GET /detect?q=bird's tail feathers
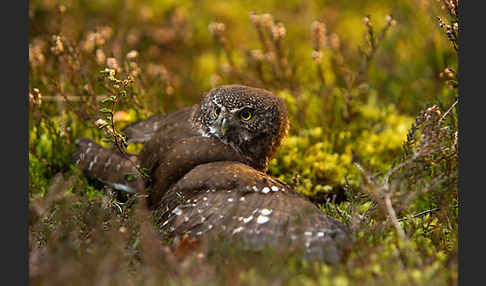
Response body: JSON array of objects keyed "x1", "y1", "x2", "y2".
[{"x1": 73, "y1": 138, "x2": 145, "y2": 194}]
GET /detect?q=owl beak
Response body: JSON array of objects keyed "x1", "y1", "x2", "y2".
[{"x1": 221, "y1": 117, "x2": 229, "y2": 136}]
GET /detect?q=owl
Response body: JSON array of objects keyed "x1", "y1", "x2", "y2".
[
  {"x1": 73, "y1": 85, "x2": 352, "y2": 263},
  {"x1": 75, "y1": 85, "x2": 289, "y2": 204}
]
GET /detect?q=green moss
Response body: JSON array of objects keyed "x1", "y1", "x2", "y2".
[{"x1": 269, "y1": 101, "x2": 413, "y2": 198}]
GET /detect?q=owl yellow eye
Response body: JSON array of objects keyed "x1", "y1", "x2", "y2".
[
  {"x1": 240, "y1": 109, "x2": 253, "y2": 121},
  {"x1": 213, "y1": 107, "x2": 221, "y2": 117}
]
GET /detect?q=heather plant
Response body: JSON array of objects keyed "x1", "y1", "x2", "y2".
[{"x1": 29, "y1": 0, "x2": 458, "y2": 285}]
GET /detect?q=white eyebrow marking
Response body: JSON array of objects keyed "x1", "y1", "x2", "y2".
[
  {"x1": 211, "y1": 100, "x2": 223, "y2": 107},
  {"x1": 229, "y1": 106, "x2": 246, "y2": 113}
]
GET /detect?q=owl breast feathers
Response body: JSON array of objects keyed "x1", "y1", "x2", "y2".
[{"x1": 73, "y1": 85, "x2": 352, "y2": 263}]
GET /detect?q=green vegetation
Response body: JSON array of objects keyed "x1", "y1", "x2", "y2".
[{"x1": 29, "y1": 0, "x2": 458, "y2": 285}]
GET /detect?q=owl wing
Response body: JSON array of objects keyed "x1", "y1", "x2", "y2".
[
  {"x1": 147, "y1": 136, "x2": 253, "y2": 206},
  {"x1": 73, "y1": 138, "x2": 145, "y2": 193},
  {"x1": 136, "y1": 105, "x2": 203, "y2": 175},
  {"x1": 73, "y1": 105, "x2": 199, "y2": 193},
  {"x1": 157, "y1": 161, "x2": 352, "y2": 263},
  {"x1": 122, "y1": 105, "x2": 196, "y2": 144},
  {"x1": 122, "y1": 114, "x2": 168, "y2": 144}
]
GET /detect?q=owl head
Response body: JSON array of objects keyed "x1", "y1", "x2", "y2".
[{"x1": 192, "y1": 85, "x2": 289, "y2": 171}]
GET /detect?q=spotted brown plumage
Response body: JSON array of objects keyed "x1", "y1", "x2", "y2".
[
  {"x1": 157, "y1": 159, "x2": 352, "y2": 263},
  {"x1": 73, "y1": 84, "x2": 352, "y2": 263},
  {"x1": 191, "y1": 85, "x2": 289, "y2": 172},
  {"x1": 73, "y1": 138, "x2": 144, "y2": 193}
]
